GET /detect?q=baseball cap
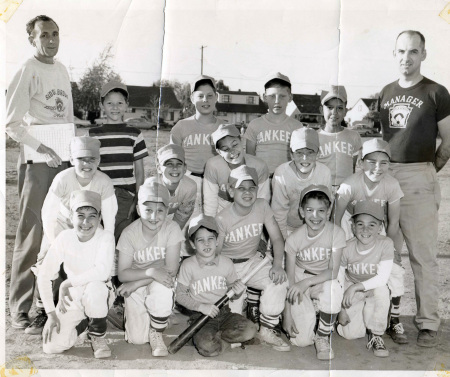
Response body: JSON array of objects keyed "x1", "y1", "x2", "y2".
[
  {"x1": 100, "y1": 81, "x2": 129, "y2": 99},
  {"x1": 352, "y1": 200, "x2": 384, "y2": 222},
  {"x1": 190, "y1": 74, "x2": 216, "y2": 93},
  {"x1": 138, "y1": 178, "x2": 170, "y2": 206},
  {"x1": 157, "y1": 144, "x2": 185, "y2": 165},
  {"x1": 361, "y1": 138, "x2": 391, "y2": 159},
  {"x1": 228, "y1": 165, "x2": 259, "y2": 188},
  {"x1": 70, "y1": 190, "x2": 101, "y2": 213},
  {"x1": 70, "y1": 136, "x2": 101, "y2": 159},
  {"x1": 188, "y1": 214, "x2": 219, "y2": 238},
  {"x1": 211, "y1": 124, "x2": 241, "y2": 148},
  {"x1": 264, "y1": 72, "x2": 291, "y2": 89},
  {"x1": 320, "y1": 85, "x2": 347, "y2": 105},
  {"x1": 299, "y1": 184, "x2": 333, "y2": 205},
  {"x1": 290, "y1": 127, "x2": 320, "y2": 153}
]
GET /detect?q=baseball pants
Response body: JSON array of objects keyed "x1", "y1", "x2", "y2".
[
  {"x1": 337, "y1": 278, "x2": 390, "y2": 339},
  {"x1": 43, "y1": 281, "x2": 114, "y2": 354},
  {"x1": 228, "y1": 253, "x2": 288, "y2": 328},
  {"x1": 124, "y1": 281, "x2": 174, "y2": 345},
  {"x1": 190, "y1": 305, "x2": 257, "y2": 357},
  {"x1": 289, "y1": 268, "x2": 343, "y2": 347},
  {"x1": 389, "y1": 162, "x2": 441, "y2": 331},
  {"x1": 10, "y1": 162, "x2": 69, "y2": 316}
]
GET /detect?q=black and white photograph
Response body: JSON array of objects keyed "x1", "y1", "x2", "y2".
[{"x1": 1, "y1": 0, "x2": 450, "y2": 375}]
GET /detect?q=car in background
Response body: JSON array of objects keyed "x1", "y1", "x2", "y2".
[
  {"x1": 124, "y1": 117, "x2": 157, "y2": 130},
  {"x1": 74, "y1": 116, "x2": 92, "y2": 127}
]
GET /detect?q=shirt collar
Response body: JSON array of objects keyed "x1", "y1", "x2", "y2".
[{"x1": 195, "y1": 254, "x2": 220, "y2": 268}]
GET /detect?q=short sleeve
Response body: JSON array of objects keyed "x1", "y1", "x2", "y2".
[
  {"x1": 332, "y1": 226, "x2": 347, "y2": 250},
  {"x1": 133, "y1": 131, "x2": 148, "y2": 161},
  {"x1": 177, "y1": 259, "x2": 192, "y2": 287},
  {"x1": 336, "y1": 181, "x2": 353, "y2": 202},
  {"x1": 340, "y1": 247, "x2": 349, "y2": 267},
  {"x1": 353, "y1": 133, "x2": 363, "y2": 155},
  {"x1": 50, "y1": 173, "x2": 65, "y2": 198},
  {"x1": 387, "y1": 177, "x2": 404, "y2": 204},
  {"x1": 436, "y1": 85, "x2": 450, "y2": 122},
  {"x1": 262, "y1": 200, "x2": 275, "y2": 223},
  {"x1": 117, "y1": 227, "x2": 135, "y2": 257},
  {"x1": 170, "y1": 125, "x2": 182, "y2": 145},
  {"x1": 166, "y1": 221, "x2": 185, "y2": 247},
  {"x1": 224, "y1": 259, "x2": 239, "y2": 285},
  {"x1": 380, "y1": 238, "x2": 395, "y2": 261},
  {"x1": 243, "y1": 120, "x2": 258, "y2": 142},
  {"x1": 285, "y1": 233, "x2": 298, "y2": 256}
]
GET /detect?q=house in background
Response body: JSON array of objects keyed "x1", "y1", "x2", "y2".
[
  {"x1": 288, "y1": 94, "x2": 323, "y2": 128},
  {"x1": 215, "y1": 90, "x2": 267, "y2": 125},
  {"x1": 345, "y1": 98, "x2": 378, "y2": 129},
  {"x1": 125, "y1": 85, "x2": 182, "y2": 125}
]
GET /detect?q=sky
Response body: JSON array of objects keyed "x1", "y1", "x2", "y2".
[{"x1": 1, "y1": 0, "x2": 450, "y2": 108}]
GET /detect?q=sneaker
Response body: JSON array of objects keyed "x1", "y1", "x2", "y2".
[
  {"x1": 90, "y1": 336, "x2": 112, "y2": 359},
  {"x1": 107, "y1": 303, "x2": 124, "y2": 331},
  {"x1": 24, "y1": 310, "x2": 47, "y2": 335},
  {"x1": 11, "y1": 313, "x2": 30, "y2": 329},
  {"x1": 149, "y1": 328, "x2": 168, "y2": 357},
  {"x1": 314, "y1": 335, "x2": 334, "y2": 360},
  {"x1": 258, "y1": 326, "x2": 290, "y2": 352},
  {"x1": 417, "y1": 329, "x2": 438, "y2": 348},
  {"x1": 246, "y1": 304, "x2": 260, "y2": 329},
  {"x1": 386, "y1": 322, "x2": 408, "y2": 344},
  {"x1": 367, "y1": 333, "x2": 389, "y2": 357}
]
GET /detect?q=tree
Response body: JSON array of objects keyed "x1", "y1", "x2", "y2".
[
  {"x1": 74, "y1": 45, "x2": 122, "y2": 113},
  {"x1": 146, "y1": 95, "x2": 170, "y2": 123},
  {"x1": 153, "y1": 79, "x2": 194, "y2": 118}
]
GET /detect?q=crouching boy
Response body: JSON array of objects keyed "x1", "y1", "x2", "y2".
[
  {"x1": 38, "y1": 190, "x2": 115, "y2": 359},
  {"x1": 283, "y1": 185, "x2": 346, "y2": 360},
  {"x1": 176, "y1": 214, "x2": 257, "y2": 357},
  {"x1": 116, "y1": 180, "x2": 183, "y2": 357},
  {"x1": 337, "y1": 201, "x2": 394, "y2": 358}
]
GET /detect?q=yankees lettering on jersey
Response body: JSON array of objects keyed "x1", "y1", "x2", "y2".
[
  {"x1": 347, "y1": 262, "x2": 379, "y2": 275},
  {"x1": 191, "y1": 275, "x2": 228, "y2": 296},
  {"x1": 225, "y1": 223, "x2": 264, "y2": 243},
  {"x1": 350, "y1": 198, "x2": 387, "y2": 209},
  {"x1": 256, "y1": 130, "x2": 291, "y2": 144},
  {"x1": 319, "y1": 141, "x2": 354, "y2": 157},
  {"x1": 297, "y1": 247, "x2": 332, "y2": 263},
  {"x1": 134, "y1": 246, "x2": 166, "y2": 264},
  {"x1": 381, "y1": 96, "x2": 424, "y2": 129},
  {"x1": 183, "y1": 133, "x2": 212, "y2": 147}
]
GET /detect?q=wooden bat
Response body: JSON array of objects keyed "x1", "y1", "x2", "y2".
[{"x1": 168, "y1": 256, "x2": 271, "y2": 354}]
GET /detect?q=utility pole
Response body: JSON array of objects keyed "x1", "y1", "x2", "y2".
[{"x1": 200, "y1": 45, "x2": 207, "y2": 74}]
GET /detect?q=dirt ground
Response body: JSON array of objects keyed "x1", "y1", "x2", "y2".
[{"x1": 3, "y1": 130, "x2": 450, "y2": 371}]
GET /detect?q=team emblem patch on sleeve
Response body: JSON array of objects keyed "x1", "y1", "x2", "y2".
[{"x1": 389, "y1": 104, "x2": 412, "y2": 128}]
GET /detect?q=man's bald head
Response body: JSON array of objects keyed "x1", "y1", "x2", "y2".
[{"x1": 396, "y1": 30, "x2": 425, "y2": 50}]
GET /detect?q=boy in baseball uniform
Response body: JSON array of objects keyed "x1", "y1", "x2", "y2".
[
  {"x1": 283, "y1": 185, "x2": 346, "y2": 360},
  {"x1": 334, "y1": 138, "x2": 407, "y2": 344},
  {"x1": 116, "y1": 180, "x2": 184, "y2": 357},
  {"x1": 155, "y1": 144, "x2": 197, "y2": 256},
  {"x1": 28, "y1": 136, "x2": 117, "y2": 334},
  {"x1": 337, "y1": 201, "x2": 394, "y2": 358},
  {"x1": 38, "y1": 190, "x2": 115, "y2": 359},
  {"x1": 216, "y1": 165, "x2": 290, "y2": 352},
  {"x1": 170, "y1": 75, "x2": 222, "y2": 216},
  {"x1": 204, "y1": 123, "x2": 270, "y2": 217},
  {"x1": 272, "y1": 127, "x2": 332, "y2": 239},
  {"x1": 176, "y1": 214, "x2": 257, "y2": 357},
  {"x1": 317, "y1": 85, "x2": 362, "y2": 190},
  {"x1": 244, "y1": 72, "x2": 303, "y2": 176}
]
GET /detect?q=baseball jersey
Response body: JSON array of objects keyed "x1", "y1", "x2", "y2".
[
  {"x1": 341, "y1": 235, "x2": 394, "y2": 290},
  {"x1": 203, "y1": 154, "x2": 270, "y2": 216},
  {"x1": 117, "y1": 218, "x2": 184, "y2": 270},
  {"x1": 89, "y1": 123, "x2": 148, "y2": 193},
  {"x1": 244, "y1": 115, "x2": 303, "y2": 174},
  {"x1": 317, "y1": 129, "x2": 362, "y2": 186},
  {"x1": 217, "y1": 199, "x2": 273, "y2": 260},
  {"x1": 336, "y1": 170, "x2": 404, "y2": 224},
  {"x1": 49, "y1": 167, "x2": 116, "y2": 224},
  {"x1": 271, "y1": 161, "x2": 332, "y2": 238},
  {"x1": 37, "y1": 227, "x2": 115, "y2": 313},
  {"x1": 5, "y1": 58, "x2": 74, "y2": 161},
  {"x1": 170, "y1": 116, "x2": 221, "y2": 174},
  {"x1": 285, "y1": 222, "x2": 346, "y2": 275},
  {"x1": 177, "y1": 255, "x2": 237, "y2": 306},
  {"x1": 379, "y1": 77, "x2": 450, "y2": 163}
]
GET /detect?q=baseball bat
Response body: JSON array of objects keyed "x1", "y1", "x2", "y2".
[{"x1": 168, "y1": 256, "x2": 271, "y2": 354}]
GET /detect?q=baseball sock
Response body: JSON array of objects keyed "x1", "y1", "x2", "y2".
[
  {"x1": 390, "y1": 296, "x2": 401, "y2": 325},
  {"x1": 317, "y1": 311, "x2": 336, "y2": 337},
  {"x1": 246, "y1": 287, "x2": 261, "y2": 306}
]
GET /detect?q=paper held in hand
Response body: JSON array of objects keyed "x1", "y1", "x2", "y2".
[{"x1": 23, "y1": 123, "x2": 76, "y2": 163}]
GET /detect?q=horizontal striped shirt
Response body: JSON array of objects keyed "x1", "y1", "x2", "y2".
[{"x1": 89, "y1": 123, "x2": 148, "y2": 193}]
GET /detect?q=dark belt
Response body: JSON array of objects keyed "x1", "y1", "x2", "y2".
[
  {"x1": 190, "y1": 171, "x2": 204, "y2": 178},
  {"x1": 231, "y1": 258, "x2": 250, "y2": 264}
]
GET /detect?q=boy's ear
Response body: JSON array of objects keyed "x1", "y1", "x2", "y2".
[
  {"x1": 226, "y1": 183, "x2": 235, "y2": 198},
  {"x1": 326, "y1": 205, "x2": 332, "y2": 219},
  {"x1": 156, "y1": 163, "x2": 162, "y2": 175},
  {"x1": 69, "y1": 156, "x2": 75, "y2": 166},
  {"x1": 189, "y1": 239, "x2": 196, "y2": 250},
  {"x1": 262, "y1": 93, "x2": 267, "y2": 103},
  {"x1": 190, "y1": 93, "x2": 195, "y2": 105},
  {"x1": 299, "y1": 206, "x2": 305, "y2": 219},
  {"x1": 99, "y1": 101, "x2": 104, "y2": 111},
  {"x1": 136, "y1": 204, "x2": 141, "y2": 217},
  {"x1": 319, "y1": 105, "x2": 324, "y2": 115}
]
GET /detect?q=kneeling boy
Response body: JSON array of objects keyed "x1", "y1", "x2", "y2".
[
  {"x1": 337, "y1": 201, "x2": 393, "y2": 358},
  {"x1": 176, "y1": 214, "x2": 257, "y2": 357},
  {"x1": 283, "y1": 185, "x2": 346, "y2": 360},
  {"x1": 38, "y1": 190, "x2": 115, "y2": 359}
]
